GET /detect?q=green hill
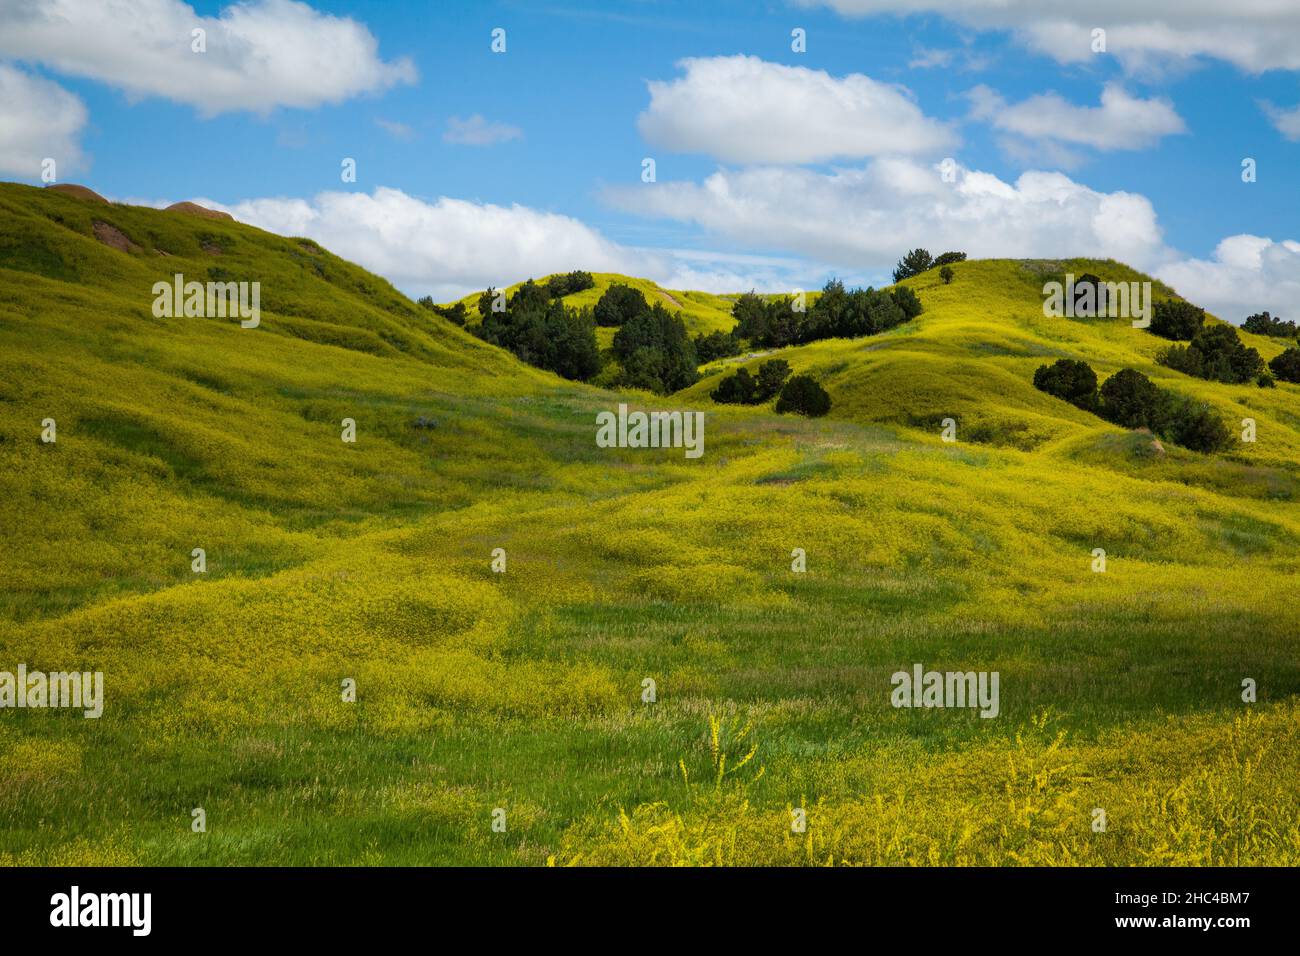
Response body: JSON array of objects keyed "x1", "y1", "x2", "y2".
[
  {"x1": 450, "y1": 271, "x2": 740, "y2": 351},
  {"x1": 0, "y1": 182, "x2": 1296, "y2": 866}
]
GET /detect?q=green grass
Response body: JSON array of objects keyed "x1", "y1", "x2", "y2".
[{"x1": 0, "y1": 182, "x2": 1296, "y2": 866}]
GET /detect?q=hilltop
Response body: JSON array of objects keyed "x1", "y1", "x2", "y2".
[{"x1": 0, "y1": 181, "x2": 1296, "y2": 866}]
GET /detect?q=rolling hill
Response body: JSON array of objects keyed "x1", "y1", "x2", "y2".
[{"x1": 0, "y1": 181, "x2": 1296, "y2": 866}]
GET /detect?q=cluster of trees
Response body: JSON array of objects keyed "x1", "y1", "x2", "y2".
[
  {"x1": 420, "y1": 272, "x2": 596, "y2": 332},
  {"x1": 1034, "y1": 359, "x2": 1233, "y2": 453},
  {"x1": 453, "y1": 259, "x2": 931, "y2": 397},
  {"x1": 732, "y1": 279, "x2": 923, "y2": 349},
  {"x1": 575, "y1": 282, "x2": 700, "y2": 393},
  {"x1": 1158, "y1": 324, "x2": 1266, "y2": 385},
  {"x1": 711, "y1": 359, "x2": 791, "y2": 404},
  {"x1": 460, "y1": 278, "x2": 700, "y2": 392},
  {"x1": 892, "y1": 249, "x2": 966, "y2": 283},
  {"x1": 692, "y1": 329, "x2": 742, "y2": 363},
  {"x1": 710, "y1": 359, "x2": 831, "y2": 415},
  {"x1": 1243, "y1": 311, "x2": 1298, "y2": 338},
  {"x1": 417, "y1": 296, "x2": 468, "y2": 326},
  {"x1": 545, "y1": 270, "x2": 595, "y2": 298},
  {"x1": 609, "y1": 294, "x2": 699, "y2": 394},
  {"x1": 1237, "y1": 310, "x2": 1300, "y2": 383},
  {"x1": 444, "y1": 254, "x2": 941, "y2": 394},
  {"x1": 472, "y1": 280, "x2": 601, "y2": 381}
]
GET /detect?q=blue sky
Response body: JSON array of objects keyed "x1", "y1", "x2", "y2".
[{"x1": 3, "y1": 0, "x2": 1300, "y2": 319}]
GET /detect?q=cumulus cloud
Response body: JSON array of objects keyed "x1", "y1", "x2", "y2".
[
  {"x1": 801, "y1": 1, "x2": 1300, "y2": 73},
  {"x1": 442, "y1": 115, "x2": 522, "y2": 147},
  {"x1": 0, "y1": 0, "x2": 415, "y2": 115},
  {"x1": 969, "y1": 83, "x2": 1186, "y2": 163},
  {"x1": 604, "y1": 159, "x2": 1166, "y2": 274},
  {"x1": 1157, "y1": 235, "x2": 1300, "y2": 324},
  {"x1": 637, "y1": 55, "x2": 955, "y2": 164},
  {"x1": 0, "y1": 64, "x2": 87, "y2": 176},
  {"x1": 194, "y1": 187, "x2": 810, "y2": 300},
  {"x1": 212, "y1": 188, "x2": 631, "y2": 298}
]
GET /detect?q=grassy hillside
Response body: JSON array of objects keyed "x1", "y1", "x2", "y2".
[{"x1": 0, "y1": 182, "x2": 1296, "y2": 866}]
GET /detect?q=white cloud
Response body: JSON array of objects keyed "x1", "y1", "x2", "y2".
[
  {"x1": 1261, "y1": 102, "x2": 1300, "y2": 141},
  {"x1": 0, "y1": 0, "x2": 415, "y2": 115},
  {"x1": 604, "y1": 159, "x2": 1167, "y2": 274},
  {"x1": 213, "y1": 188, "x2": 630, "y2": 298},
  {"x1": 1157, "y1": 235, "x2": 1300, "y2": 324},
  {"x1": 442, "y1": 115, "x2": 522, "y2": 147},
  {"x1": 637, "y1": 55, "x2": 955, "y2": 164},
  {"x1": 908, "y1": 48, "x2": 954, "y2": 69},
  {"x1": 801, "y1": 1, "x2": 1300, "y2": 73},
  {"x1": 970, "y1": 83, "x2": 1186, "y2": 160},
  {"x1": 194, "y1": 186, "x2": 810, "y2": 300},
  {"x1": 909, "y1": 45, "x2": 992, "y2": 72},
  {"x1": 375, "y1": 119, "x2": 414, "y2": 141},
  {"x1": 0, "y1": 64, "x2": 87, "y2": 177}
]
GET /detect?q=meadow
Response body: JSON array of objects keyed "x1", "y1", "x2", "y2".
[{"x1": 0, "y1": 182, "x2": 1296, "y2": 865}]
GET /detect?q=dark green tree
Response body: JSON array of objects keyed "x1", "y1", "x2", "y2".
[
  {"x1": 1099, "y1": 368, "x2": 1167, "y2": 430},
  {"x1": 891, "y1": 286, "x2": 924, "y2": 320},
  {"x1": 731, "y1": 291, "x2": 772, "y2": 344},
  {"x1": 1168, "y1": 400, "x2": 1233, "y2": 453},
  {"x1": 593, "y1": 283, "x2": 649, "y2": 327},
  {"x1": 755, "y1": 359, "x2": 792, "y2": 400},
  {"x1": 775, "y1": 375, "x2": 831, "y2": 417},
  {"x1": 692, "y1": 330, "x2": 741, "y2": 364},
  {"x1": 1268, "y1": 347, "x2": 1300, "y2": 383},
  {"x1": 1033, "y1": 359, "x2": 1098, "y2": 410},
  {"x1": 477, "y1": 287, "x2": 501, "y2": 319},
  {"x1": 711, "y1": 368, "x2": 757, "y2": 404},
  {"x1": 892, "y1": 248, "x2": 934, "y2": 283},
  {"x1": 1149, "y1": 300, "x2": 1205, "y2": 340}
]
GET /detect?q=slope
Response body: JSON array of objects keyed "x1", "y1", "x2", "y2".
[{"x1": 0, "y1": 183, "x2": 1296, "y2": 866}]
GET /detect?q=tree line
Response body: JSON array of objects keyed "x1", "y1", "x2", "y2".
[
  {"x1": 727, "y1": 279, "x2": 923, "y2": 350},
  {"x1": 418, "y1": 255, "x2": 945, "y2": 409}
]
